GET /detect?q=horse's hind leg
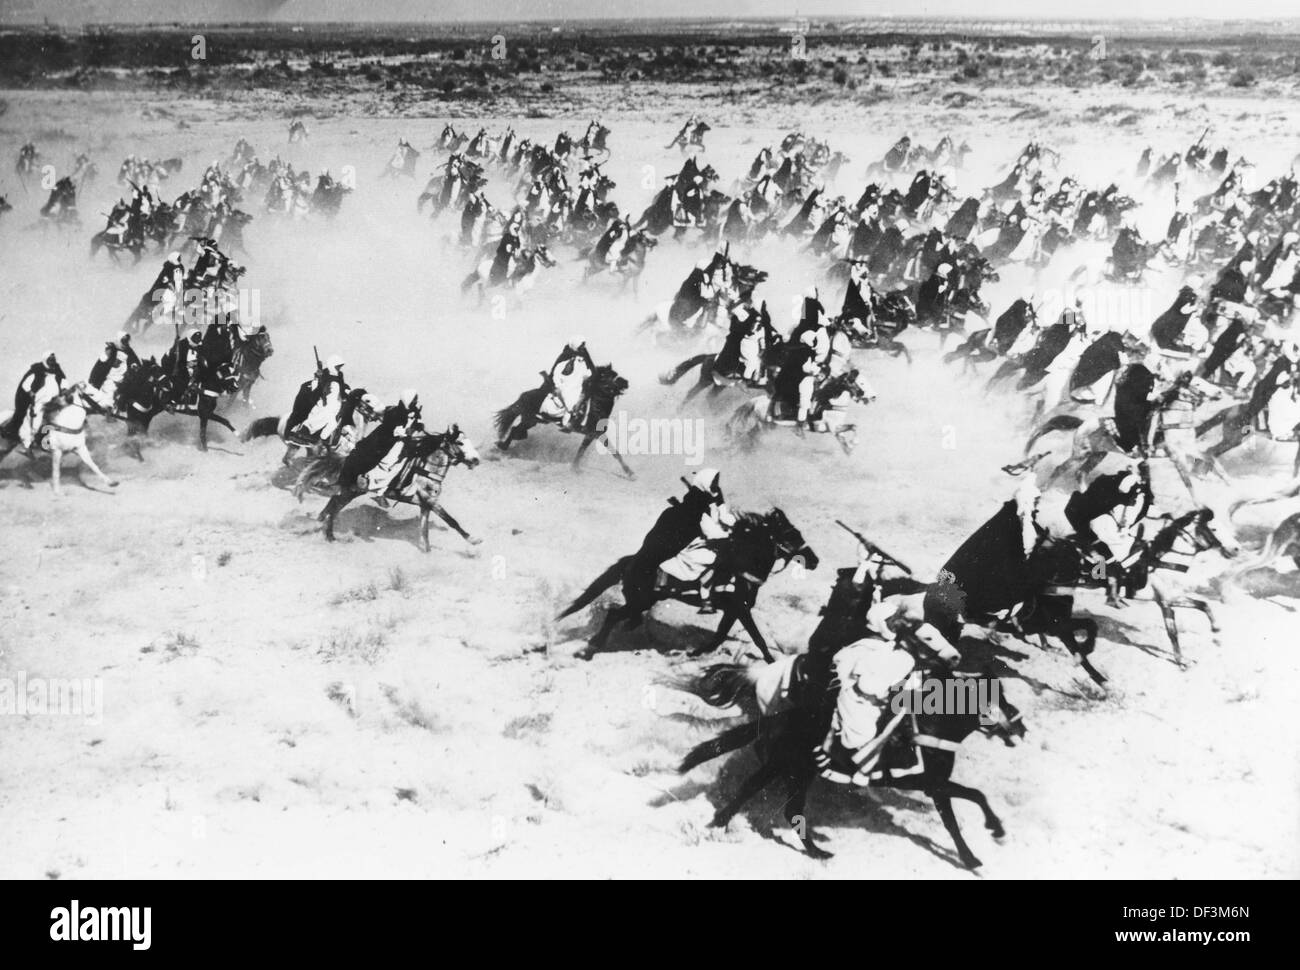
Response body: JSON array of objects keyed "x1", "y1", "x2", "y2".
[
  {"x1": 783, "y1": 768, "x2": 831, "y2": 859},
  {"x1": 710, "y1": 757, "x2": 781, "y2": 830},
  {"x1": 579, "y1": 603, "x2": 633, "y2": 660},
  {"x1": 50, "y1": 447, "x2": 62, "y2": 495},
  {"x1": 76, "y1": 443, "x2": 118, "y2": 488}
]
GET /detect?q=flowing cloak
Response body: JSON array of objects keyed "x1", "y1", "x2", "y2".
[
  {"x1": 625, "y1": 490, "x2": 716, "y2": 597},
  {"x1": 903, "y1": 172, "x2": 932, "y2": 214},
  {"x1": 669, "y1": 268, "x2": 709, "y2": 324},
  {"x1": 1150, "y1": 287, "x2": 1198, "y2": 349},
  {"x1": 1200, "y1": 317, "x2": 1247, "y2": 378},
  {"x1": 1209, "y1": 267, "x2": 1248, "y2": 305},
  {"x1": 992, "y1": 299, "x2": 1033, "y2": 354},
  {"x1": 713, "y1": 312, "x2": 749, "y2": 376},
  {"x1": 914, "y1": 273, "x2": 948, "y2": 324},
  {"x1": 924, "y1": 499, "x2": 1048, "y2": 643},
  {"x1": 839, "y1": 278, "x2": 871, "y2": 323},
  {"x1": 849, "y1": 217, "x2": 881, "y2": 258},
  {"x1": 773, "y1": 342, "x2": 816, "y2": 414},
  {"x1": 867, "y1": 226, "x2": 904, "y2": 276},
  {"x1": 1070, "y1": 332, "x2": 1125, "y2": 393},
  {"x1": 338, "y1": 404, "x2": 411, "y2": 486},
  {"x1": 944, "y1": 197, "x2": 980, "y2": 240},
  {"x1": 1016, "y1": 321, "x2": 1071, "y2": 385},
  {"x1": 1113, "y1": 364, "x2": 1157, "y2": 452},
  {"x1": 1246, "y1": 356, "x2": 1293, "y2": 422}
]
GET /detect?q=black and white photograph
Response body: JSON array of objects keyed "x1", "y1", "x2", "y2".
[{"x1": 0, "y1": 0, "x2": 1293, "y2": 907}]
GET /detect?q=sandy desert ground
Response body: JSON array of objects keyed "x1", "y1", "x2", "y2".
[{"x1": 1, "y1": 44, "x2": 1299, "y2": 878}]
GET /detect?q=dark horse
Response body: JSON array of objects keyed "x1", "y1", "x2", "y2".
[
  {"x1": 678, "y1": 663, "x2": 1024, "y2": 867},
  {"x1": 924, "y1": 500, "x2": 1105, "y2": 685},
  {"x1": 115, "y1": 356, "x2": 238, "y2": 451},
  {"x1": 558, "y1": 508, "x2": 818, "y2": 662},
  {"x1": 493, "y1": 364, "x2": 635, "y2": 477}
]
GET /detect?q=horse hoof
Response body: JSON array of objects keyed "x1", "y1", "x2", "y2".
[
  {"x1": 989, "y1": 826, "x2": 1005, "y2": 840},
  {"x1": 806, "y1": 846, "x2": 834, "y2": 861},
  {"x1": 467, "y1": 536, "x2": 483, "y2": 546},
  {"x1": 962, "y1": 855, "x2": 983, "y2": 870},
  {"x1": 107, "y1": 480, "x2": 119, "y2": 488}
]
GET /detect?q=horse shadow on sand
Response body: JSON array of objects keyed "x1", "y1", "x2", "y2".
[
  {"x1": 557, "y1": 601, "x2": 768, "y2": 662},
  {"x1": 652, "y1": 742, "x2": 981, "y2": 871}
]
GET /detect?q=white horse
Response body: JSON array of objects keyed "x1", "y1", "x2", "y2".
[{"x1": 0, "y1": 383, "x2": 118, "y2": 494}]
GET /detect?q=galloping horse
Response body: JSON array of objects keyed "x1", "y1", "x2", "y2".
[
  {"x1": 725, "y1": 369, "x2": 876, "y2": 454},
  {"x1": 676, "y1": 661, "x2": 1023, "y2": 867},
  {"x1": 494, "y1": 364, "x2": 634, "y2": 476},
  {"x1": 319, "y1": 425, "x2": 481, "y2": 553},
  {"x1": 0, "y1": 383, "x2": 119, "y2": 494},
  {"x1": 558, "y1": 508, "x2": 818, "y2": 661}
]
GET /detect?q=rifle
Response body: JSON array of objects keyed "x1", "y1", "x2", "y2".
[
  {"x1": 313, "y1": 344, "x2": 322, "y2": 376},
  {"x1": 835, "y1": 520, "x2": 913, "y2": 575}
]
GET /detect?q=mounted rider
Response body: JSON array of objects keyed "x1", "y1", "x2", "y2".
[
  {"x1": 651, "y1": 468, "x2": 736, "y2": 613},
  {"x1": 287, "y1": 353, "x2": 348, "y2": 446},
  {"x1": 4, "y1": 351, "x2": 66, "y2": 451},
  {"x1": 344, "y1": 389, "x2": 422, "y2": 499},
  {"x1": 88, "y1": 333, "x2": 139, "y2": 401},
  {"x1": 802, "y1": 543, "x2": 959, "y2": 786},
  {"x1": 1065, "y1": 461, "x2": 1154, "y2": 606},
  {"x1": 169, "y1": 329, "x2": 207, "y2": 407},
  {"x1": 538, "y1": 338, "x2": 595, "y2": 431}
]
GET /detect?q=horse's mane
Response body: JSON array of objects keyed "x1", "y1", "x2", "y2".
[{"x1": 1145, "y1": 510, "x2": 1202, "y2": 559}]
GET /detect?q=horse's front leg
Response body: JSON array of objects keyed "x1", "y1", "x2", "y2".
[
  {"x1": 1152, "y1": 588, "x2": 1184, "y2": 665},
  {"x1": 735, "y1": 601, "x2": 776, "y2": 663},
  {"x1": 943, "y1": 780, "x2": 1004, "y2": 839},
  {"x1": 50, "y1": 446, "x2": 62, "y2": 495},
  {"x1": 432, "y1": 502, "x2": 480, "y2": 546},
  {"x1": 586, "y1": 431, "x2": 635, "y2": 479},
  {"x1": 932, "y1": 790, "x2": 982, "y2": 869},
  {"x1": 419, "y1": 505, "x2": 432, "y2": 553}
]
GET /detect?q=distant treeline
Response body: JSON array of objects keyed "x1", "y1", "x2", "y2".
[{"x1": 0, "y1": 23, "x2": 1295, "y2": 95}]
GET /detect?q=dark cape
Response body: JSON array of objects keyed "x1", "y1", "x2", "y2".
[{"x1": 1070, "y1": 332, "x2": 1125, "y2": 393}]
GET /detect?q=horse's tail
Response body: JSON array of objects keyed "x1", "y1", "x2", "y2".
[
  {"x1": 241, "y1": 416, "x2": 281, "y2": 442},
  {"x1": 725, "y1": 399, "x2": 763, "y2": 448},
  {"x1": 557, "y1": 555, "x2": 632, "y2": 619},
  {"x1": 1025, "y1": 413, "x2": 1083, "y2": 454},
  {"x1": 493, "y1": 393, "x2": 530, "y2": 439},
  {"x1": 659, "y1": 354, "x2": 711, "y2": 385},
  {"x1": 679, "y1": 721, "x2": 760, "y2": 774},
  {"x1": 662, "y1": 663, "x2": 760, "y2": 710}
]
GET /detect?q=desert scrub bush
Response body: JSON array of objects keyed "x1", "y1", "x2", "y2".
[
  {"x1": 1228, "y1": 68, "x2": 1256, "y2": 88},
  {"x1": 317, "y1": 625, "x2": 387, "y2": 665},
  {"x1": 331, "y1": 581, "x2": 379, "y2": 605}
]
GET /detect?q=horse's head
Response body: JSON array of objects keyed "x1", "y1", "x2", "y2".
[
  {"x1": 441, "y1": 423, "x2": 481, "y2": 470},
  {"x1": 1192, "y1": 507, "x2": 1239, "y2": 559},
  {"x1": 840, "y1": 368, "x2": 877, "y2": 405},
  {"x1": 761, "y1": 507, "x2": 819, "y2": 573},
  {"x1": 586, "y1": 365, "x2": 629, "y2": 402}
]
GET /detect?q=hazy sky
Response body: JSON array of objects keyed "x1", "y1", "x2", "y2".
[{"x1": 4, "y1": 0, "x2": 1299, "y2": 24}]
